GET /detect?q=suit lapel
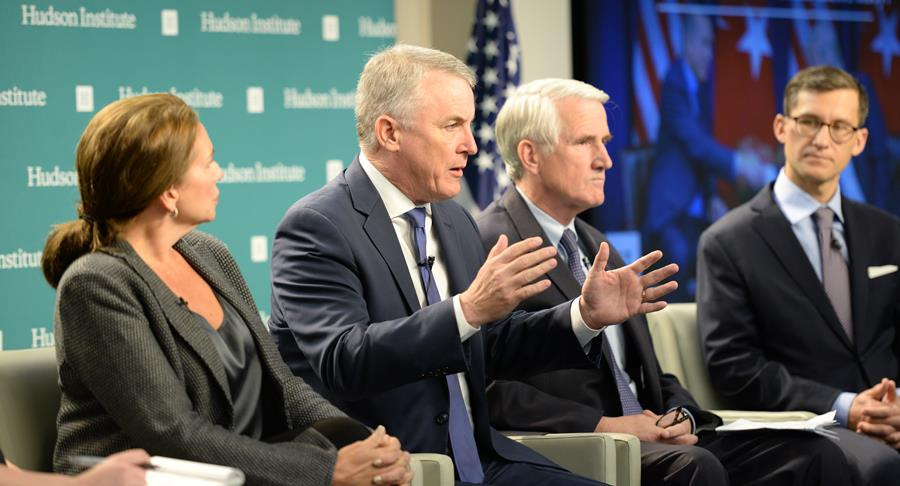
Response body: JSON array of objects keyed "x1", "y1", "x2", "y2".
[
  {"x1": 750, "y1": 186, "x2": 854, "y2": 350},
  {"x1": 502, "y1": 188, "x2": 583, "y2": 299},
  {"x1": 432, "y1": 201, "x2": 469, "y2": 296},
  {"x1": 842, "y1": 199, "x2": 870, "y2": 346},
  {"x1": 110, "y1": 238, "x2": 232, "y2": 405},
  {"x1": 575, "y1": 220, "x2": 664, "y2": 408},
  {"x1": 346, "y1": 159, "x2": 420, "y2": 312}
]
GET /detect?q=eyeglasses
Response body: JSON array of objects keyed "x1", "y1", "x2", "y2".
[
  {"x1": 655, "y1": 406, "x2": 690, "y2": 428},
  {"x1": 787, "y1": 115, "x2": 861, "y2": 144}
]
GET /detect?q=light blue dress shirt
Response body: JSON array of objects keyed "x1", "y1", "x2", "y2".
[{"x1": 772, "y1": 169, "x2": 854, "y2": 425}]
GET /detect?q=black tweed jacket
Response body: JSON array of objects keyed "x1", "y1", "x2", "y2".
[{"x1": 53, "y1": 231, "x2": 343, "y2": 485}]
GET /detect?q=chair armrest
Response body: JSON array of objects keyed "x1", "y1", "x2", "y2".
[
  {"x1": 597, "y1": 432, "x2": 641, "y2": 486},
  {"x1": 410, "y1": 453, "x2": 454, "y2": 486},
  {"x1": 711, "y1": 410, "x2": 817, "y2": 424},
  {"x1": 507, "y1": 432, "x2": 619, "y2": 484}
]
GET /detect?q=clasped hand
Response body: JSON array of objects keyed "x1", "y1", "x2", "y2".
[
  {"x1": 332, "y1": 426, "x2": 413, "y2": 486},
  {"x1": 851, "y1": 378, "x2": 900, "y2": 449},
  {"x1": 595, "y1": 410, "x2": 697, "y2": 445}
]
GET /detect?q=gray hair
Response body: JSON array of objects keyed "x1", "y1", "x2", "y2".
[
  {"x1": 495, "y1": 78, "x2": 609, "y2": 181},
  {"x1": 355, "y1": 44, "x2": 476, "y2": 153}
]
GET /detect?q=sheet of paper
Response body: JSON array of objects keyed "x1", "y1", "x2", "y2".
[
  {"x1": 145, "y1": 456, "x2": 245, "y2": 486},
  {"x1": 716, "y1": 411, "x2": 839, "y2": 440}
]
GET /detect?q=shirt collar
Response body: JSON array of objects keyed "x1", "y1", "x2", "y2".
[
  {"x1": 773, "y1": 168, "x2": 844, "y2": 224},
  {"x1": 359, "y1": 151, "x2": 431, "y2": 219},
  {"x1": 515, "y1": 186, "x2": 577, "y2": 250}
]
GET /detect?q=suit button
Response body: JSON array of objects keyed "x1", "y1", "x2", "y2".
[{"x1": 435, "y1": 413, "x2": 449, "y2": 424}]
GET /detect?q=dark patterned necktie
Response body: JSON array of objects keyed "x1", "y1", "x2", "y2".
[
  {"x1": 814, "y1": 208, "x2": 853, "y2": 341},
  {"x1": 559, "y1": 229, "x2": 643, "y2": 415},
  {"x1": 404, "y1": 207, "x2": 484, "y2": 483}
]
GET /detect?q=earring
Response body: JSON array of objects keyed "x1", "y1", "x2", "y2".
[{"x1": 171, "y1": 207, "x2": 179, "y2": 219}]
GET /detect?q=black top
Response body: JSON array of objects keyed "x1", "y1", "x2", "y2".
[{"x1": 200, "y1": 292, "x2": 264, "y2": 438}]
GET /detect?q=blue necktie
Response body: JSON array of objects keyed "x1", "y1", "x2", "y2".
[
  {"x1": 404, "y1": 207, "x2": 484, "y2": 483},
  {"x1": 559, "y1": 229, "x2": 643, "y2": 416}
]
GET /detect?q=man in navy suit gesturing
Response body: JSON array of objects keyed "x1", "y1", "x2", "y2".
[{"x1": 269, "y1": 45, "x2": 677, "y2": 485}]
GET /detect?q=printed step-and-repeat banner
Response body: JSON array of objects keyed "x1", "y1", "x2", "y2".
[{"x1": 0, "y1": 1, "x2": 395, "y2": 350}]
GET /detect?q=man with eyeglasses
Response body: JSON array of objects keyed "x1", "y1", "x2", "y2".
[
  {"x1": 478, "y1": 77, "x2": 850, "y2": 486},
  {"x1": 698, "y1": 65, "x2": 900, "y2": 484}
]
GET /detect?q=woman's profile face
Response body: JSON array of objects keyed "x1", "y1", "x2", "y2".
[{"x1": 173, "y1": 122, "x2": 223, "y2": 224}]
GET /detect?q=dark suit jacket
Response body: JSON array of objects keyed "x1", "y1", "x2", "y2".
[
  {"x1": 269, "y1": 159, "x2": 590, "y2": 464},
  {"x1": 54, "y1": 231, "x2": 344, "y2": 485},
  {"x1": 697, "y1": 184, "x2": 900, "y2": 413},
  {"x1": 476, "y1": 187, "x2": 718, "y2": 433},
  {"x1": 644, "y1": 59, "x2": 734, "y2": 233}
]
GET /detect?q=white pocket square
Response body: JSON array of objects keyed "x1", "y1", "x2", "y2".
[{"x1": 868, "y1": 265, "x2": 898, "y2": 279}]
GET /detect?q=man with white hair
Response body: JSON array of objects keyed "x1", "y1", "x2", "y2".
[
  {"x1": 270, "y1": 45, "x2": 679, "y2": 485},
  {"x1": 477, "y1": 77, "x2": 851, "y2": 486}
]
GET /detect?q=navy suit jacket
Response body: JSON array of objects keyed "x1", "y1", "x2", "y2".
[
  {"x1": 697, "y1": 184, "x2": 900, "y2": 413},
  {"x1": 477, "y1": 188, "x2": 718, "y2": 433},
  {"x1": 269, "y1": 158, "x2": 591, "y2": 463},
  {"x1": 644, "y1": 59, "x2": 734, "y2": 233}
]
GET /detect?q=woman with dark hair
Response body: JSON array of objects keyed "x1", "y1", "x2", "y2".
[{"x1": 43, "y1": 93, "x2": 412, "y2": 486}]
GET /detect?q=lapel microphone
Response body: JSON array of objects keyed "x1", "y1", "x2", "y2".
[
  {"x1": 417, "y1": 256, "x2": 436, "y2": 269},
  {"x1": 830, "y1": 238, "x2": 842, "y2": 251}
]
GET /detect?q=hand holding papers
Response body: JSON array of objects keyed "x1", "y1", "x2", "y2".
[
  {"x1": 71, "y1": 455, "x2": 245, "y2": 486},
  {"x1": 716, "y1": 411, "x2": 839, "y2": 440}
]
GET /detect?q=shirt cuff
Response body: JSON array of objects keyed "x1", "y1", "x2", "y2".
[
  {"x1": 833, "y1": 392, "x2": 856, "y2": 427},
  {"x1": 570, "y1": 298, "x2": 603, "y2": 350},
  {"x1": 453, "y1": 295, "x2": 479, "y2": 342},
  {"x1": 672, "y1": 406, "x2": 697, "y2": 434}
]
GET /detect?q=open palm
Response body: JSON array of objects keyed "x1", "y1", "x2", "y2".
[{"x1": 579, "y1": 242, "x2": 678, "y2": 329}]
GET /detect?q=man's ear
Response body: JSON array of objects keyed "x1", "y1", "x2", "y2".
[
  {"x1": 850, "y1": 127, "x2": 868, "y2": 157},
  {"x1": 773, "y1": 114, "x2": 788, "y2": 144},
  {"x1": 517, "y1": 139, "x2": 542, "y2": 176},
  {"x1": 374, "y1": 115, "x2": 402, "y2": 153}
]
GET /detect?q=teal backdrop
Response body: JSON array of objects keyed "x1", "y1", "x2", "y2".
[{"x1": 0, "y1": 0, "x2": 395, "y2": 350}]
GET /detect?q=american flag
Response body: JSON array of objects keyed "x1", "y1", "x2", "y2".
[{"x1": 465, "y1": 0, "x2": 521, "y2": 210}]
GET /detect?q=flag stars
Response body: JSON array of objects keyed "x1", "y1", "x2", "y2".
[
  {"x1": 484, "y1": 40, "x2": 499, "y2": 59},
  {"x1": 483, "y1": 68, "x2": 499, "y2": 87},
  {"x1": 871, "y1": 10, "x2": 900, "y2": 76},
  {"x1": 503, "y1": 82, "x2": 517, "y2": 99},
  {"x1": 483, "y1": 11, "x2": 499, "y2": 30},
  {"x1": 476, "y1": 153, "x2": 495, "y2": 173},
  {"x1": 467, "y1": 37, "x2": 477, "y2": 54},
  {"x1": 478, "y1": 123, "x2": 494, "y2": 143},
  {"x1": 737, "y1": 16, "x2": 771, "y2": 80},
  {"x1": 479, "y1": 96, "x2": 498, "y2": 116}
]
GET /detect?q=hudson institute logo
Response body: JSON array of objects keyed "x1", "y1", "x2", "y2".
[
  {"x1": 357, "y1": 16, "x2": 394, "y2": 38},
  {"x1": 220, "y1": 162, "x2": 306, "y2": 184},
  {"x1": 27, "y1": 165, "x2": 78, "y2": 187},
  {"x1": 0, "y1": 248, "x2": 42, "y2": 270},
  {"x1": 200, "y1": 11, "x2": 300, "y2": 35},
  {"x1": 75, "y1": 85, "x2": 93, "y2": 112},
  {"x1": 246, "y1": 87, "x2": 264, "y2": 114},
  {"x1": 161, "y1": 9, "x2": 178, "y2": 36},
  {"x1": 0, "y1": 86, "x2": 46, "y2": 107},
  {"x1": 322, "y1": 15, "x2": 339, "y2": 41},
  {"x1": 20, "y1": 4, "x2": 136, "y2": 29},
  {"x1": 118, "y1": 86, "x2": 223, "y2": 109},
  {"x1": 283, "y1": 88, "x2": 354, "y2": 109}
]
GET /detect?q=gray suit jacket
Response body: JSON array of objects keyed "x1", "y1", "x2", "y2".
[{"x1": 53, "y1": 231, "x2": 343, "y2": 485}]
